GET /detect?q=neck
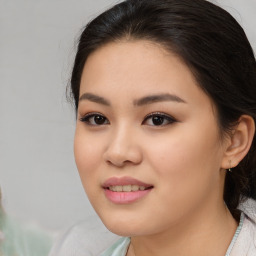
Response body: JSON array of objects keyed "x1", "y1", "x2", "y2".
[{"x1": 127, "y1": 201, "x2": 238, "y2": 256}]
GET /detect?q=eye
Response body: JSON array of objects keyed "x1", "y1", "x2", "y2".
[
  {"x1": 142, "y1": 112, "x2": 176, "y2": 126},
  {"x1": 79, "y1": 113, "x2": 109, "y2": 126}
]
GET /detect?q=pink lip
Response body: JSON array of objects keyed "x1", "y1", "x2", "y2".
[
  {"x1": 102, "y1": 176, "x2": 153, "y2": 204},
  {"x1": 102, "y1": 176, "x2": 153, "y2": 188}
]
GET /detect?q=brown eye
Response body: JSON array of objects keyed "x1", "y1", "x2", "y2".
[
  {"x1": 80, "y1": 113, "x2": 109, "y2": 126},
  {"x1": 152, "y1": 116, "x2": 164, "y2": 126},
  {"x1": 143, "y1": 112, "x2": 176, "y2": 126},
  {"x1": 94, "y1": 115, "x2": 107, "y2": 125}
]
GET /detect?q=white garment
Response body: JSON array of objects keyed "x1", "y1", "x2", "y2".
[
  {"x1": 48, "y1": 215, "x2": 120, "y2": 256},
  {"x1": 233, "y1": 198, "x2": 256, "y2": 255},
  {"x1": 49, "y1": 198, "x2": 256, "y2": 256}
]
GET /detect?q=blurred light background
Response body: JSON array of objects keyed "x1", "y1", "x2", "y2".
[{"x1": 0, "y1": 0, "x2": 255, "y2": 236}]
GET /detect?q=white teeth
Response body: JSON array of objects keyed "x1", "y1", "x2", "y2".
[
  {"x1": 109, "y1": 185, "x2": 147, "y2": 192},
  {"x1": 116, "y1": 186, "x2": 122, "y2": 192},
  {"x1": 109, "y1": 186, "x2": 115, "y2": 192},
  {"x1": 123, "y1": 185, "x2": 132, "y2": 192},
  {"x1": 131, "y1": 185, "x2": 139, "y2": 191}
]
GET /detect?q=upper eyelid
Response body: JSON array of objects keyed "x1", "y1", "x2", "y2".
[
  {"x1": 79, "y1": 111, "x2": 174, "y2": 118},
  {"x1": 79, "y1": 111, "x2": 105, "y2": 119},
  {"x1": 144, "y1": 112, "x2": 176, "y2": 119}
]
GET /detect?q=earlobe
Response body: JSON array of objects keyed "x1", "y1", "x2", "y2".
[{"x1": 221, "y1": 115, "x2": 255, "y2": 169}]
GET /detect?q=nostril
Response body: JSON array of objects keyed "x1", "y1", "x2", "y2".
[
  {"x1": 105, "y1": 158, "x2": 127, "y2": 168},
  {"x1": 102, "y1": 134, "x2": 143, "y2": 165}
]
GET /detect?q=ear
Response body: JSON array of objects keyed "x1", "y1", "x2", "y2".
[{"x1": 221, "y1": 115, "x2": 255, "y2": 169}]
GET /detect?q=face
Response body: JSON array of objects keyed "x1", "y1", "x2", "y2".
[{"x1": 74, "y1": 40, "x2": 227, "y2": 237}]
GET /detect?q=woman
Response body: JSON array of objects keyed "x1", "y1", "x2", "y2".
[{"x1": 54, "y1": 0, "x2": 256, "y2": 255}]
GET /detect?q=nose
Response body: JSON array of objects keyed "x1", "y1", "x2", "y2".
[{"x1": 103, "y1": 126, "x2": 143, "y2": 167}]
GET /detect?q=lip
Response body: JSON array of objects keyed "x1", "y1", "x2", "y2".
[
  {"x1": 102, "y1": 176, "x2": 153, "y2": 204},
  {"x1": 102, "y1": 176, "x2": 153, "y2": 188}
]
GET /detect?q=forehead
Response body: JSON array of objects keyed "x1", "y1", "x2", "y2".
[{"x1": 80, "y1": 40, "x2": 213, "y2": 109}]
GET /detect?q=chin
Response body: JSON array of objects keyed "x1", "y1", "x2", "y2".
[
  {"x1": 99, "y1": 213, "x2": 150, "y2": 237},
  {"x1": 106, "y1": 225, "x2": 144, "y2": 237}
]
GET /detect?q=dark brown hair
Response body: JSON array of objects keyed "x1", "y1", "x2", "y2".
[{"x1": 69, "y1": 0, "x2": 256, "y2": 219}]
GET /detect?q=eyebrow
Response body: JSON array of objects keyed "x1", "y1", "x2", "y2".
[
  {"x1": 79, "y1": 92, "x2": 186, "y2": 106},
  {"x1": 133, "y1": 93, "x2": 186, "y2": 106},
  {"x1": 79, "y1": 93, "x2": 111, "y2": 106}
]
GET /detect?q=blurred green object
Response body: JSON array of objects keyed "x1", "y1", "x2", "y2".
[{"x1": 0, "y1": 191, "x2": 52, "y2": 256}]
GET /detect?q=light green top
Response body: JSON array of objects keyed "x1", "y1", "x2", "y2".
[
  {"x1": 100, "y1": 237, "x2": 130, "y2": 256},
  {"x1": 100, "y1": 213, "x2": 245, "y2": 256},
  {"x1": 0, "y1": 209, "x2": 52, "y2": 256}
]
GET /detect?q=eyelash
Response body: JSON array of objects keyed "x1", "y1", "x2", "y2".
[
  {"x1": 143, "y1": 112, "x2": 177, "y2": 126},
  {"x1": 79, "y1": 112, "x2": 109, "y2": 126},
  {"x1": 79, "y1": 112, "x2": 177, "y2": 126}
]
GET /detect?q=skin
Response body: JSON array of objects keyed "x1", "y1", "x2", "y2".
[{"x1": 74, "y1": 40, "x2": 251, "y2": 256}]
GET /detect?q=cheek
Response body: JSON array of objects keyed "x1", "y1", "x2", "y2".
[
  {"x1": 147, "y1": 129, "x2": 217, "y2": 173},
  {"x1": 146, "y1": 123, "x2": 222, "y2": 203},
  {"x1": 74, "y1": 128, "x2": 108, "y2": 211},
  {"x1": 74, "y1": 128, "x2": 101, "y2": 188}
]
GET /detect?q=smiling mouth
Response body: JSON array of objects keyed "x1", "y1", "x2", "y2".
[
  {"x1": 106, "y1": 185, "x2": 154, "y2": 192},
  {"x1": 103, "y1": 184, "x2": 153, "y2": 204},
  {"x1": 102, "y1": 176, "x2": 154, "y2": 204}
]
